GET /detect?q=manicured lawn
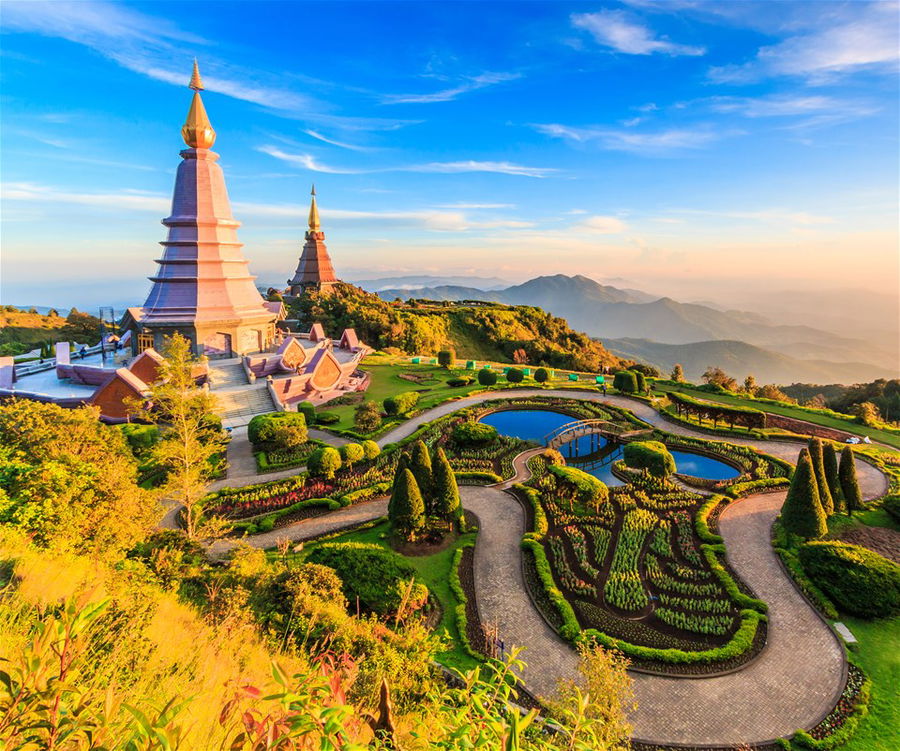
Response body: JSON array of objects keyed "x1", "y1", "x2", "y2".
[
  {"x1": 651, "y1": 383, "x2": 900, "y2": 450},
  {"x1": 295, "y1": 519, "x2": 482, "y2": 672},
  {"x1": 838, "y1": 615, "x2": 900, "y2": 751}
]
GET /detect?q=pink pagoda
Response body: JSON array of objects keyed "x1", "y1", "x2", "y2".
[
  {"x1": 287, "y1": 186, "x2": 339, "y2": 296},
  {"x1": 123, "y1": 61, "x2": 279, "y2": 359}
]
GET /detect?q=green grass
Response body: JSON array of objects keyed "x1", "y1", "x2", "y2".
[
  {"x1": 652, "y1": 382, "x2": 900, "y2": 450},
  {"x1": 837, "y1": 615, "x2": 900, "y2": 751},
  {"x1": 294, "y1": 519, "x2": 481, "y2": 672}
]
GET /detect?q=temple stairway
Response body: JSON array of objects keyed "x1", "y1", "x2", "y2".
[
  {"x1": 208, "y1": 358, "x2": 274, "y2": 426},
  {"x1": 207, "y1": 360, "x2": 247, "y2": 388}
]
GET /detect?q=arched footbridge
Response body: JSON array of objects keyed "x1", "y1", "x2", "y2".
[{"x1": 543, "y1": 418, "x2": 653, "y2": 449}]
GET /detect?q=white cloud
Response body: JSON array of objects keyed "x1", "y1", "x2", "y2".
[
  {"x1": 532, "y1": 123, "x2": 726, "y2": 153},
  {"x1": 706, "y1": 95, "x2": 841, "y2": 117},
  {"x1": 576, "y1": 215, "x2": 628, "y2": 234},
  {"x1": 382, "y1": 71, "x2": 521, "y2": 104},
  {"x1": 708, "y1": 3, "x2": 899, "y2": 83},
  {"x1": 571, "y1": 10, "x2": 705, "y2": 56},
  {"x1": 259, "y1": 146, "x2": 558, "y2": 178},
  {"x1": 436, "y1": 203, "x2": 516, "y2": 209},
  {"x1": 670, "y1": 208, "x2": 835, "y2": 226},
  {"x1": 304, "y1": 130, "x2": 371, "y2": 151},
  {"x1": 1, "y1": 181, "x2": 169, "y2": 211}
]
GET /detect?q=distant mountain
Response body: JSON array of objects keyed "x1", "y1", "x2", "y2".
[
  {"x1": 353, "y1": 274, "x2": 511, "y2": 292},
  {"x1": 603, "y1": 338, "x2": 895, "y2": 385}
]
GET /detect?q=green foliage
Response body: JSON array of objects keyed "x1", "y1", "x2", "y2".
[
  {"x1": 780, "y1": 449, "x2": 827, "y2": 539},
  {"x1": 451, "y1": 420, "x2": 498, "y2": 446},
  {"x1": 613, "y1": 370, "x2": 638, "y2": 393},
  {"x1": 437, "y1": 349, "x2": 455, "y2": 368},
  {"x1": 477, "y1": 368, "x2": 498, "y2": 386},
  {"x1": 506, "y1": 367, "x2": 524, "y2": 384},
  {"x1": 339, "y1": 442, "x2": 365, "y2": 468},
  {"x1": 304, "y1": 541, "x2": 424, "y2": 617},
  {"x1": 822, "y1": 442, "x2": 846, "y2": 513},
  {"x1": 622, "y1": 440, "x2": 676, "y2": 478},
  {"x1": 0, "y1": 401, "x2": 158, "y2": 557},
  {"x1": 840, "y1": 446, "x2": 865, "y2": 512},
  {"x1": 446, "y1": 376, "x2": 474, "y2": 387},
  {"x1": 390, "y1": 468, "x2": 426, "y2": 539},
  {"x1": 432, "y1": 447, "x2": 461, "y2": 520},
  {"x1": 448, "y1": 541, "x2": 480, "y2": 659},
  {"x1": 247, "y1": 411, "x2": 309, "y2": 450},
  {"x1": 808, "y1": 438, "x2": 835, "y2": 515},
  {"x1": 667, "y1": 390, "x2": 767, "y2": 430},
  {"x1": 384, "y1": 391, "x2": 420, "y2": 416},
  {"x1": 353, "y1": 400, "x2": 382, "y2": 433},
  {"x1": 603, "y1": 508, "x2": 656, "y2": 611},
  {"x1": 534, "y1": 367, "x2": 549, "y2": 383},
  {"x1": 118, "y1": 423, "x2": 159, "y2": 456},
  {"x1": 798, "y1": 541, "x2": 900, "y2": 618},
  {"x1": 307, "y1": 446, "x2": 342, "y2": 479},
  {"x1": 361, "y1": 439, "x2": 381, "y2": 460},
  {"x1": 410, "y1": 440, "x2": 433, "y2": 504},
  {"x1": 547, "y1": 465, "x2": 609, "y2": 511},
  {"x1": 296, "y1": 400, "x2": 316, "y2": 425},
  {"x1": 313, "y1": 411, "x2": 340, "y2": 425}
]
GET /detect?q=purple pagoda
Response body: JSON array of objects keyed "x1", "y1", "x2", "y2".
[{"x1": 123, "y1": 61, "x2": 279, "y2": 359}]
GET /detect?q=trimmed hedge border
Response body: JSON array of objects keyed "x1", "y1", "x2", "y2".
[
  {"x1": 338, "y1": 481, "x2": 391, "y2": 507},
  {"x1": 231, "y1": 497, "x2": 340, "y2": 534},
  {"x1": 449, "y1": 540, "x2": 482, "y2": 660},
  {"x1": 455, "y1": 470, "x2": 503, "y2": 485}
]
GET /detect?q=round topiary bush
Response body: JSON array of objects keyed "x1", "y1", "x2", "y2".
[
  {"x1": 506, "y1": 367, "x2": 524, "y2": 383},
  {"x1": 534, "y1": 367, "x2": 549, "y2": 383},
  {"x1": 623, "y1": 440, "x2": 676, "y2": 477},
  {"x1": 477, "y1": 368, "x2": 497, "y2": 386},
  {"x1": 446, "y1": 377, "x2": 474, "y2": 387},
  {"x1": 247, "y1": 412, "x2": 308, "y2": 448},
  {"x1": 798, "y1": 540, "x2": 900, "y2": 618},
  {"x1": 383, "y1": 391, "x2": 420, "y2": 416},
  {"x1": 314, "y1": 411, "x2": 340, "y2": 425},
  {"x1": 452, "y1": 420, "x2": 498, "y2": 446},
  {"x1": 305, "y1": 542, "x2": 427, "y2": 617}
]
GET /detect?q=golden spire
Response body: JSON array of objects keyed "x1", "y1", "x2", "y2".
[
  {"x1": 181, "y1": 60, "x2": 216, "y2": 149},
  {"x1": 308, "y1": 184, "x2": 321, "y2": 232}
]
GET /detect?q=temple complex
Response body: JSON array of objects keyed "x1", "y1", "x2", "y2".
[
  {"x1": 287, "y1": 186, "x2": 339, "y2": 296},
  {"x1": 122, "y1": 61, "x2": 280, "y2": 359}
]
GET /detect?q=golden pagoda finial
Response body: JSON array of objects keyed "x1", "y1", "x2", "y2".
[
  {"x1": 308, "y1": 184, "x2": 321, "y2": 232},
  {"x1": 181, "y1": 60, "x2": 216, "y2": 149},
  {"x1": 189, "y1": 58, "x2": 204, "y2": 91}
]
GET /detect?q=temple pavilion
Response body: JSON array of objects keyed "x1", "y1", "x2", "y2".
[{"x1": 122, "y1": 62, "x2": 280, "y2": 359}]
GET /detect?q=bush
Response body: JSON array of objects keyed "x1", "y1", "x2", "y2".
[
  {"x1": 305, "y1": 542, "x2": 426, "y2": 617},
  {"x1": 798, "y1": 541, "x2": 900, "y2": 618},
  {"x1": 314, "y1": 411, "x2": 339, "y2": 426},
  {"x1": 354, "y1": 401, "x2": 382, "y2": 434},
  {"x1": 506, "y1": 367, "x2": 524, "y2": 384},
  {"x1": 118, "y1": 424, "x2": 159, "y2": 455},
  {"x1": 383, "y1": 391, "x2": 420, "y2": 416},
  {"x1": 248, "y1": 412, "x2": 307, "y2": 447},
  {"x1": 623, "y1": 440, "x2": 676, "y2": 477},
  {"x1": 534, "y1": 367, "x2": 549, "y2": 384},
  {"x1": 446, "y1": 377, "x2": 473, "y2": 387},
  {"x1": 307, "y1": 446, "x2": 342, "y2": 479},
  {"x1": 437, "y1": 349, "x2": 455, "y2": 368},
  {"x1": 451, "y1": 421, "x2": 498, "y2": 446},
  {"x1": 361, "y1": 440, "x2": 381, "y2": 460},
  {"x1": 477, "y1": 368, "x2": 497, "y2": 386},
  {"x1": 297, "y1": 401, "x2": 316, "y2": 425},
  {"x1": 340, "y1": 442, "x2": 365, "y2": 468},
  {"x1": 613, "y1": 371, "x2": 638, "y2": 393},
  {"x1": 781, "y1": 449, "x2": 827, "y2": 540},
  {"x1": 548, "y1": 465, "x2": 609, "y2": 510}
]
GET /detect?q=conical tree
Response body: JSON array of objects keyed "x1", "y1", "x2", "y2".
[
  {"x1": 807, "y1": 438, "x2": 834, "y2": 515},
  {"x1": 781, "y1": 449, "x2": 827, "y2": 539},
  {"x1": 391, "y1": 468, "x2": 425, "y2": 540},
  {"x1": 839, "y1": 446, "x2": 865, "y2": 513},
  {"x1": 409, "y1": 440, "x2": 433, "y2": 513},
  {"x1": 388, "y1": 453, "x2": 409, "y2": 519},
  {"x1": 432, "y1": 447, "x2": 461, "y2": 520},
  {"x1": 822, "y1": 442, "x2": 845, "y2": 514}
]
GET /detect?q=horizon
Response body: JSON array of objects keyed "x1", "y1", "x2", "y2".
[{"x1": 1, "y1": 0, "x2": 898, "y2": 314}]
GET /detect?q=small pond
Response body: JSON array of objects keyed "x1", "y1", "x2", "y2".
[{"x1": 479, "y1": 408, "x2": 740, "y2": 486}]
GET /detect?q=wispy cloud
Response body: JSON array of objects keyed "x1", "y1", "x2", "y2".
[
  {"x1": 708, "y1": 3, "x2": 899, "y2": 83},
  {"x1": 575, "y1": 215, "x2": 628, "y2": 234},
  {"x1": 571, "y1": 10, "x2": 705, "y2": 56},
  {"x1": 259, "y1": 146, "x2": 558, "y2": 178},
  {"x1": 532, "y1": 123, "x2": 727, "y2": 153},
  {"x1": 1, "y1": 182, "x2": 168, "y2": 212},
  {"x1": 382, "y1": 72, "x2": 520, "y2": 104},
  {"x1": 670, "y1": 208, "x2": 835, "y2": 226},
  {"x1": 304, "y1": 130, "x2": 372, "y2": 151},
  {"x1": 436, "y1": 203, "x2": 516, "y2": 209}
]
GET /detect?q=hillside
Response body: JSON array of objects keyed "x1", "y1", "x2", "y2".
[
  {"x1": 603, "y1": 338, "x2": 896, "y2": 385},
  {"x1": 290, "y1": 283, "x2": 622, "y2": 372},
  {"x1": 0, "y1": 305, "x2": 101, "y2": 356}
]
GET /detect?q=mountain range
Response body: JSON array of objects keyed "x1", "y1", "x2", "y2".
[{"x1": 360, "y1": 274, "x2": 897, "y2": 385}]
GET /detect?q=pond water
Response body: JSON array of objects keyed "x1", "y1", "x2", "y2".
[{"x1": 479, "y1": 408, "x2": 740, "y2": 486}]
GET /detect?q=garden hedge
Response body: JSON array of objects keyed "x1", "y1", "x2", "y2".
[
  {"x1": 452, "y1": 421, "x2": 498, "y2": 446},
  {"x1": 548, "y1": 464, "x2": 609, "y2": 507},
  {"x1": 613, "y1": 370, "x2": 639, "y2": 393},
  {"x1": 454, "y1": 470, "x2": 503, "y2": 485},
  {"x1": 338, "y1": 481, "x2": 391, "y2": 507},
  {"x1": 449, "y1": 541, "x2": 482, "y2": 659},
  {"x1": 248, "y1": 412, "x2": 308, "y2": 447},
  {"x1": 798, "y1": 541, "x2": 900, "y2": 618},
  {"x1": 384, "y1": 391, "x2": 420, "y2": 416},
  {"x1": 623, "y1": 440, "x2": 676, "y2": 478},
  {"x1": 668, "y1": 391, "x2": 767, "y2": 430}
]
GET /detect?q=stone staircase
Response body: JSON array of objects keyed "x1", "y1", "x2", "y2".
[
  {"x1": 207, "y1": 360, "x2": 247, "y2": 388},
  {"x1": 213, "y1": 385, "x2": 274, "y2": 425}
]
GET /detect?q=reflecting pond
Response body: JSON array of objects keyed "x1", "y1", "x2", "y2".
[{"x1": 479, "y1": 408, "x2": 740, "y2": 486}]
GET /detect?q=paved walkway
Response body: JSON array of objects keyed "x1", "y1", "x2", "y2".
[{"x1": 194, "y1": 388, "x2": 892, "y2": 746}]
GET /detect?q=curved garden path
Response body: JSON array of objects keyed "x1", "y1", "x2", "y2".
[{"x1": 209, "y1": 389, "x2": 890, "y2": 746}]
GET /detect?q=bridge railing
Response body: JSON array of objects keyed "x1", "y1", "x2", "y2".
[{"x1": 543, "y1": 418, "x2": 630, "y2": 447}]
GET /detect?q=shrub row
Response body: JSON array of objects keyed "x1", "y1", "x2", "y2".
[
  {"x1": 773, "y1": 546, "x2": 839, "y2": 620},
  {"x1": 449, "y1": 541, "x2": 482, "y2": 660},
  {"x1": 520, "y1": 537, "x2": 581, "y2": 641},
  {"x1": 515, "y1": 484, "x2": 548, "y2": 537},
  {"x1": 548, "y1": 465, "x2": 609, "y2": 507},
  {"x1": 701, "y1": 544, "x2": 768, "y2": 613},
  {"x1": 579, "y1": 609, "x2": 763, "y2": 664},
  {"x1": 454, "y1": 470, "x2": 503, "y2": 485},
  {"x1": 695, "y1": 496, "x2": 725, "y2": 544},
  {"x1": 725, "y1": 477, "x2": 791, "y2": 498},
  {"x1": 232, "y1": 497, "x2": 340, "y2": 535},
  {"x1": 338, "y1": 481, "x2": 391, "y2": 507}
]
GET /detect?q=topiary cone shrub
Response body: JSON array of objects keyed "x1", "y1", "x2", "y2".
[
  {"x1": 807, "y1": 438, "x2": 834, "y2": 515},
  {"x1": 780, "y1": 449, "x2": 827, "y2": 539},
  {"x1": 839, "y1": 446, "x2": 865, "y2": 512}
]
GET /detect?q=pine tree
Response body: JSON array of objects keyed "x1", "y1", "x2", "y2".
[
  {"x1": 670, "y1": 364, "x2": 684, "y2": 383},
  {"x1": 781, "y1": 449, "x2": 827, "y2": 539},
  {"x1": 391, "y1": 468, "x2": 425, "y2": 540},
  {"x1": 409, "y1": 440, "x2": 433, "y2": 513},
  {"x1": 807, "y1": 438, "x2": 834, "y2": 515},
  {"x1": 388, "y1": 453, "x2": 409, "y2": 519},
  {"x1": 432, "y1": 447, "x2": 461, "y2": 520},
  {"x1": 839, "y1": 446, "x2": 865, "y2": 513},
  {"x1": 822, "y1": 442, "x2": 845, "y2": 513}
]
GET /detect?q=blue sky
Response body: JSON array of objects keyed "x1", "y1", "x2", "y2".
[{"x1": 1, "y1": 0, "x2": 897, "y2": 310}]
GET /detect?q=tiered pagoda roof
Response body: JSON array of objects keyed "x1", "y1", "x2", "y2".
[{"x1": 288, "y1": 186, "x2": 339, "y2": 295}]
